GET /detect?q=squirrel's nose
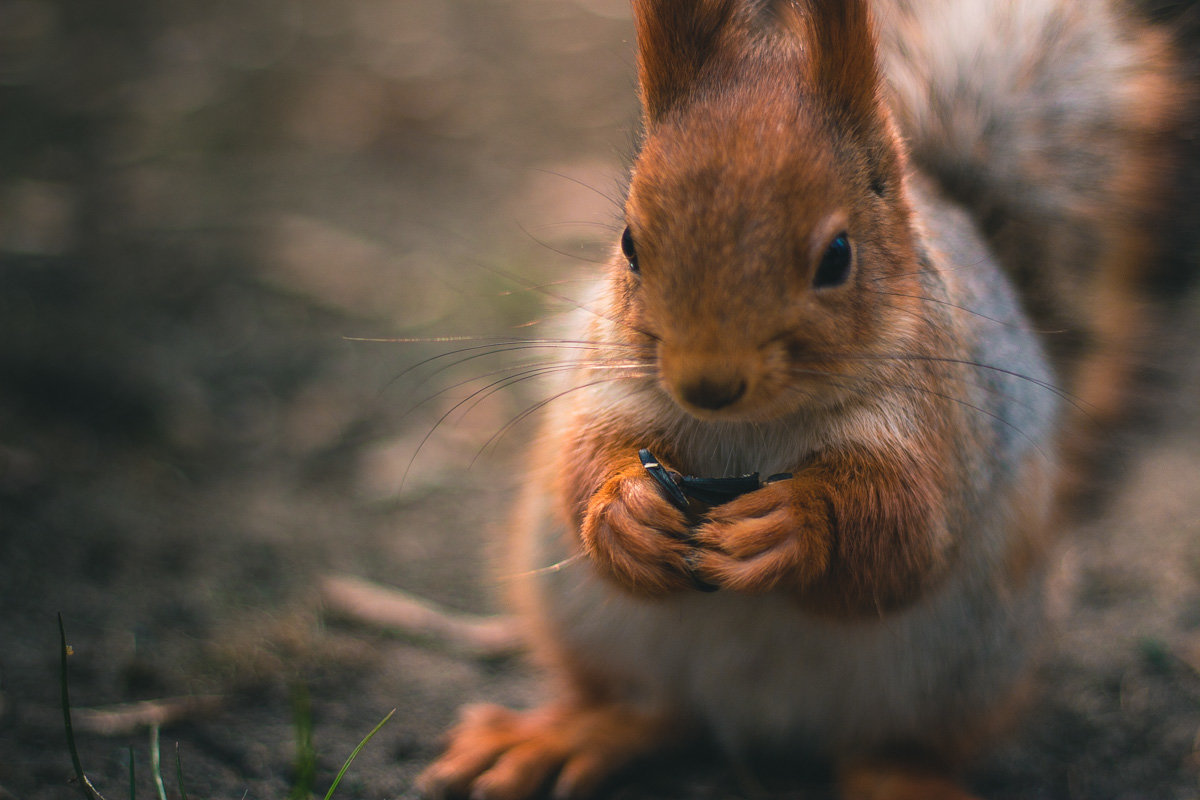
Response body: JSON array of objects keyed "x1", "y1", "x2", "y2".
[
  {"x1": 679, "y1": 376, "x2": 747, "y2": 410},
  {"x1": 659, "y1": 342, "x2": 760, "y2": 416}
]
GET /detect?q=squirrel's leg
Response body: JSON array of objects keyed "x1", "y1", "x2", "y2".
[
  {"x1": 416, "y1": 700, "x2": 676, "y2": 800},
  {"x1": 837, "y1": 759, "x2": 980, "y2": 800}
]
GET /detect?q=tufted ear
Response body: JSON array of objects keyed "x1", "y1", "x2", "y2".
[
  {"x1": 632, "y1": 0, "x2": 740, "y2": 123},
  {"x1": 775, "y1": 0, "x2": 885, "y2": 127}
]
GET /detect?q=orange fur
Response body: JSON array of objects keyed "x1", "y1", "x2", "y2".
[
  {"x1": 416, "y1": 703, "x2": 676, "y2": 800},
  {"x1": 632, "y1": 0, "x2": 740, "y2": 122},
  {"x1": 1056, "y1": 44, "x2": 1184, "y2": 502},
  {"x1": 838, "y1": 760, "x2": 981, "y2": 800},
  {"x1": 420, "y1": 1, "x2": 1190, "y2": 798}
]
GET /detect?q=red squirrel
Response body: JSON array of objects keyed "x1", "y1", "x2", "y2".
[{"x1": 418, "y1": 1, "x2": 1185, "y2": 798}]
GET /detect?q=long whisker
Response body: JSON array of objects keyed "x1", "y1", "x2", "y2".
[
  {"x1": 872, "y1": 299, "x2": 960, "y2": 337},
  {"x1": 785, "y1": 366, "x2": 1053, "y2": 461},
  {"x1": 399, "y1": 365, "x2": 577, "y2": 491},
  {"x1": 403, "y1": 363, "x2": 648, "y2": 489},
  {"x1": 457, "y1": 362, "x2": 647, "y2": 423},
  {"x1": 398, "y1": 357, "x2": 631, "y2": 423},
  {"x1": 470, "y1": 373, "x2": 651, "y2": 467},
  {"x1": 344, "y1": 336, "x2": 638, "y2": 389},
  {"x1": 525, "y1": 220, "x2": 623, "y2": 234},
  {"x1": 865, "y1": 288, "x2": 1066, "y2": 334},
  {"x1": 863, "y1": 255, "x2": 993, "y2": 285},
  {"x1": 495, "y1": 276, "x2": 611, "y2": 298},
  {"x1": 529, "y1": 168, "x2": 626, "y2": 213},
  {"x1": 401, "y1": 341, "x2": 638, "y2": 395},
  {"x1": 834, "y1": 353, "x2": 1084, "y2": 412},
  {"x1": 460, "y1": 255, "x2": 629, "y2": 329},
  {"x1": 498, "y1": 552, "x2": 588, "y2": 582},
  {"x1": 798, "y1": 360, "x2": 1035, "y2": 416},
  {"x1": 517, "y1": 221, "x2": 612, "y2": 266}
]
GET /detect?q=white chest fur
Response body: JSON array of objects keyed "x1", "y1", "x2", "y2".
[{"x1": 521, "y1": 487, "x2": 1047, "y2": 756}]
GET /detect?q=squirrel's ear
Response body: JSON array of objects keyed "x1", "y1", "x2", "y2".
[
  {"x1": 776, "y1": 0, "x2": 885, "y2": 126},
  {"x1": 632, "y1": 0, "x2": 739, "y2": 122}
]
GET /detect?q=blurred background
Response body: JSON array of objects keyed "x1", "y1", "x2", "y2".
[{"x1": 2, "y1": 0, "x2": 1200, "y2": 798}]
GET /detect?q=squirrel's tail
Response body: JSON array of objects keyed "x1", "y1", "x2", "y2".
[{"x1": 875, "y1": 0, "x2": 1199, "y2": 496}]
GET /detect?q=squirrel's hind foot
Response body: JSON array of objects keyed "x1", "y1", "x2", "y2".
[{"x1": 416, "y1": 702, "x2": 673, "y2": 800}]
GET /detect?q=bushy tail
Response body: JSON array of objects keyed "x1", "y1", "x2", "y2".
[
  {"x1": 876, "y1": 0, "x2": 1193, "y2": 353},
  {"x1": 874, "y1": 0, "x2": 1199, "y2": 500}
]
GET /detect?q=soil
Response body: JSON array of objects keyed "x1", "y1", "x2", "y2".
[{"x1": 2, "y1": 1, "x2": 1200, "y2": 798}]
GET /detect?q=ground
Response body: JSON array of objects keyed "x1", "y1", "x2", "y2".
[{"x1": 2, "y1": 1, "x2": 1200, "y2": 798}]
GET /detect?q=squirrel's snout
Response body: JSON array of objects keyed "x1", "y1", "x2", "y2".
[{"x1": 659, "y1": 344, "x2": 761, "y2": 416}]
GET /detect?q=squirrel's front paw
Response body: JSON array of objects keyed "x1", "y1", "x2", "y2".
[
  {"x1": 692, "y1": 479, "x2": 832, "y2": 593},
  {"x1": 581, "y1": 472, "x2": 695, "y2": 596}
]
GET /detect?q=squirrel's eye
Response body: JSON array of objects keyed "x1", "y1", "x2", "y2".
[
  {"x1": 813, "y1": 232, "x2": 852, "y2": 289},
  {"x1": 620, "y1": 226, "x2": 639, "y2": 274}
]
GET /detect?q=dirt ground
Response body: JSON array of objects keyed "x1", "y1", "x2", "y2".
[{"x1": 2, "y1": 1, "x2": 1200, "y2": 798}]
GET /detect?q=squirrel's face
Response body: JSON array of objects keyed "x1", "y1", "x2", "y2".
[{"x1": 615, "y1": 75, "x2": 922, "y2": 423}]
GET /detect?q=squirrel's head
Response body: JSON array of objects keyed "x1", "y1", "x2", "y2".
[{"x1": 614, "y1": 0, "x2": 926, "y2": 422}]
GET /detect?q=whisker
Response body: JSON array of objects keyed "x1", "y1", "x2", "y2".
[
  {"x1": 517, "y1": 221, "x2": 612, "y2": 266},
  {"x1": 525, "y1": 220, "x2": 624, "y2": 233},
  {"x1": 865, "y1": 288, "x2": 1066, "y2": 334},
  {"x1": 399, "y1": 358, "x2": 619, "y2": 423},
  {"x1": 345, "y1": 334, "x2": 542, "y2": 344},
  {"x1": 470, "y1": 374, "x2": 651, "y2": 467},
  {"x1": 785, "y1": 366, "x2": 1053, "y2": 462},
  {"x1": 457, "y1": 362, "x2": 647, "y2": 423},
  {"x1": 793, "y1": 361, "x2": 1028, "y2": 416},
  {"x1": 344, "y1": 336, "x2": 637, "y2": 392},
  {"x1": 867, "y1": 299, "x2": 1059, "y2": 379},
  {"x1": 402, "y1": 363, "x2": 648, "y2": 490},
  {"x1": 402, "y1": 341, "x2": 638, "y2": 394},
  {"x1": 495, "y1": 277, "x2": 610, "y2": 298},
  {"x1": 873, "y1": 299, "x2": 958, "y2": 336},
  {"x1": 529, "y1": 168, "x2": 625, "y2": 213},
  {"x1": 460, "y1": 255, "x2": 630, "y2": 329},
  {"x1": 834, "y1": 353, "x2": 1084, "y2": 413},
  {"x1": 498, "y1": 552, "x2": 588, "y2": 582},
  {"x1": 399, "y1": 365, "x2": 579, "y2": 491},
  {"x1": 863, "y1": 255, "x2": 993, "y2": 285}
]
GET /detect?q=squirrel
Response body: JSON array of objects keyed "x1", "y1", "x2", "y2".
[{"x1": 418, "y1": 1, "x2": 1187, "y2": 798}]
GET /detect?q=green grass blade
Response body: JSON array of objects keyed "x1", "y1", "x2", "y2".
[
  {"x1": 322, "y1": 709, "x2": 396, "y2": 800},
  {"x1": 58, "y1": 613, "x2": 109, "y2": 800},
  {"x1": 128, "y1": 748, "x2": 135, "y2": 800},
  {"x1": 289, "y1": 683, "x2": 317, "y2": 800},
  {"x1": 149, "y1": 726, "x2": 167, "y2": 800},
  {"x1": 175, "y1": 744, "x2": 189, "y2": 800}
]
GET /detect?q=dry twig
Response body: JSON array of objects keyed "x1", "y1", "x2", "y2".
[
  {"x1": 72, "y1": 695, "x2": 225, "y2": 737},
  {"x1": 318, "y1": 574, "x2": 521, "y2": 659}
]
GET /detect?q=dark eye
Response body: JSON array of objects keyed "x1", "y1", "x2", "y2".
[
  {"x1": 813, "y1": 232, "x2": 852, "y2": 289},
  {"x1": 620, "y1": 225, "x2": 639, "y2": 274}
]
